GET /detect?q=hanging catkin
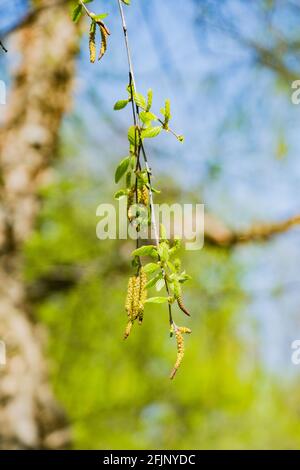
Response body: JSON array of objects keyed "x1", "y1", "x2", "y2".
[
  {"x1": 124, "y1": 269, "x2": 147, "y2": 338},
  {"x1": 89, "y1": 21, "x2": 96, "y2": 63},
  {"x1": 170, "y1": 326, "x2": 191, "y2": 379}
]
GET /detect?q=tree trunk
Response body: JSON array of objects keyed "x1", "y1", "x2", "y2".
[{"x1": 0, "y1": 0, "x2": 78, "y2": 449}]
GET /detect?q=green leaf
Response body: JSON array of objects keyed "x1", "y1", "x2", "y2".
[
  {"x1": 129, "y1": 155, "x2": 136, "y2": 169},
  {"x1": 139, "y1": 111, "x2": 157, "y2": 124},
  {"x1": 141, "y1": 126, "x2": 162, "y2": 139},
  {"x1": 167, "y1": 261, "x2": 176, "y2": 273},
  {"x1": 94, "y1": 13, "x2": 109, "y2": 20},
  {"x1": 158, "y1": 242, "x2": 169, "y2": 262},
  {"x1": 125, "y1": 172, "x2": 132, "y2": 189},
  {"x1": 146, "y1": 273, "x2": 162, "y2": 289},
  {"x1": 160, "y1": 224, "x2": 167, "y2": 240},
  {"x1": 114, "y1": 189, "x2": 127, "y2": 200},
  {"x1": 177, "y1": 135, "x2": 185, "y2": 143},
  {"x1": 136, "y1": 171, "x2": 148, "y2": 185},
  {"x1": 149, "y1": 186, "x2": 161, "y2": 194},
  {"x1": 115, "y1": 157, "x2": 130, "y2": 183},
  {"x1": 143, "y1": 263, "x2": 160, "y2": 274},
  {"x1": 128, "y1": 126, "x2": 140, "y2": 146},
  {"x1": 131, "y1": 245, "x2": 156, "y2": 257},
  {"x1": 72, "y1": 4, "x2": 82, "y2": 22},
  {"x1": 155, "y1": 278, "x2": 165, "y2": 292},
  {"x1": 114, "y1": 99, "x2": 129, "y2": 111},
  {"x1": 134, "y1": 92, "x2": 146, "y2": 109},
  {"x1": 165, "y1": 99, "x2": 171, "y2": 122},
  {"x1": 146, "y1": 89, "x2": 153, "y2": 111},
  {"x1": 178, "y1": 272, "x2": 192, "y2": 283},
  {"x1": 122, "y1": 0, "x2": 131, "y2": 5},
  {"x1": 145, "y1": 297, "x2": 169, "y2": 304}
]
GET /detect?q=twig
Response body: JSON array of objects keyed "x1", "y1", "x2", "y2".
[
  {"x1": 117, "y1": 0, "x2": 175, "y2": 328},
  {"x1": 0, "y1": 40, "x2": 7, "y2": 53},
  {"x1": 78, "y1": 0, "x2": 93, "y2": 18}
]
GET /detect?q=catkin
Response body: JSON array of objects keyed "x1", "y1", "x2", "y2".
[
  {"x1": 98, "y1": 23, "x2": 108, "y2": 61},
  {"x1": 124, "y1": 320, "x2": 133, "y2": 340},
  {"x1": 132, "y1": 274, "x2": 141, "y2": 319},
  {"x1": 176, "y1": 295, "x2": 191, "y2": 317},
  {"x1": 127, "y1": 189, "x2": 135, "y2": 221},
  {"x1": 125, "y1": 276, "x2": 135, "y2": 317},
  {"x1": 124, "y1": 269, "x2": 147, "y2": 337},
  {"x1": 170, "y1": 329, "x2": 184, "y2": 380},
  {"x1": 179, "y1": 327, "x2": 192, "y2": 334},
  {"x1": 89, "y1": 21, "x2": 96, "y2": 63},
  {"x1": 141, "y1": 185, "x2": 149, "y2": 206},
  {"x1": 174, "y1": 280, "x2": 190, "y2": 317},
  {"x1": 138, "y1": 185, "x2": 149, "y2": 207},
  {"x1": 170, "y1": 325, "x2": 191, "y2": 379}
]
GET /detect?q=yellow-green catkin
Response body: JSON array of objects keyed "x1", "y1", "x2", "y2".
[
  {"x1": 125, "y1": 276, "x2": 135, "y2": 317},
  {"x1": 170, "y1": 326, "x2": 191, "y2": 379},
  {"x1": 138, "y1": 185, "x2": 149, "y2": 207},
  {"x1": 124, "y1": 320, "x2": 133, "y2": 340},
  {"x1": 98, "y1": 23, "x2": 108, "y2": 61},
  {"x1": 138, "y1": 269, "x2": 147, "y2": 324},
  {"x1": 89, "y1": 21, "x2": 96, "y2": 63},
  {"x1": 127, "y1": 189, "x2": 135, "y2": 221},
  {"x1": 174, "y1": 280, "x2": 190, "y2": 317},
  {"x1": 170, "y1": 329, "x2": 184, "y2": 380},
  {"x1": 124, "y1": 269, "x2": 147, "y2": 337}
]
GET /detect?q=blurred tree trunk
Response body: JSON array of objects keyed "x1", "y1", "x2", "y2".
[{"x1": 0, "y1": 0, "x2": 78, "y2": 449}]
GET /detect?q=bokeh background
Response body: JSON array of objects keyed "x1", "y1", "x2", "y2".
[{"x1": 1, "y1": 0, "x2": 300, "y2": 450}]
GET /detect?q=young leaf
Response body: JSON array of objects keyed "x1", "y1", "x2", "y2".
[
  {"x1": 134, "y1": 92, "x2": 146, "y2": 109},
  {"x1": 160, "y1": 224, "x2": 167, "y2": 241},
  {"x1": 164, "y1": 99, "x2": 171, "y2": 126},
  {"x1": 115, "y1": 156, "x2": 130, "y2": 183},
  {"x1": 94, "y1": 13, "x2": 109, "y2": 20},
  {"x1": 114, "y1": 99, "x2": 129, "y2": 110},
  {"x1": 158, "y1": 242, "x2": 169, "y2": 262},
  {"x1": 145, "y1": 297, "x2": 169, "y2": 304},
  {"x1": 143, "y1": 263, "x2": 160, "y2": 274},
  {"x1": 139, "y1": 111, "x2": 157, "y2": 124},
  {"x1": 114, "y1": 189, "x2": 127, "y2": 200},
  {"x1": 122, "y1": 0, "x2": 131, "y2": 5},
  {"x1": 146, "y1": 273, "x2": 163, "y2": 289},
  {"x1": 146, "y1": 89, "x2": 153, "y2": 111},
  {"x1": 167, "y1": 261, "x2": 176, "y2": 273},
  {"x1": 128, "y1": 126, "x2": 140, "y2": 146},
  {"x1": 131, "y1": 245, "x2": 156, "y2": 257},
  {"x1": 155, "y1": 278, "x2": 165, "y2": 292},
  {"x1": 125, "y1": 171, "x2": 132, "y2": 189},
  {"x1": 141, "y1": 126, "x2": 162, "y2": 139},
  {"x1": 149, "y1": 186, "x2": 161, "y2": 194},
  {"x1": 72, "y1": 4, "x2": 82, "y2": 22}
]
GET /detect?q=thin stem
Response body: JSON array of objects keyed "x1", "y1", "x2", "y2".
[
  {"x1": 79, "y1": 0, "x2": 93, "y2": 18},
  {"x1": 0, "y1": 40, "x2": 7, "y2": 53},
  {"x1": 117, "y1": 0, "x2": 174, "y2": 327}
]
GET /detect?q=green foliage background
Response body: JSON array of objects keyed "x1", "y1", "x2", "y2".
[
  {"x1": 13, "y1": 0, "x2": 300, "y2": 451},
  {"x1": 23, "y1": 172, "x2": 300, "y2": 449}
]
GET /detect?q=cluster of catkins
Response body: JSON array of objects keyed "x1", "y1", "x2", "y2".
[
  {"x1": 89, "y1": 18, "x2": 110, "y2": 63},
  {"x1": 124, "y1": 268, "x2": 148, "y2": 339}
]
